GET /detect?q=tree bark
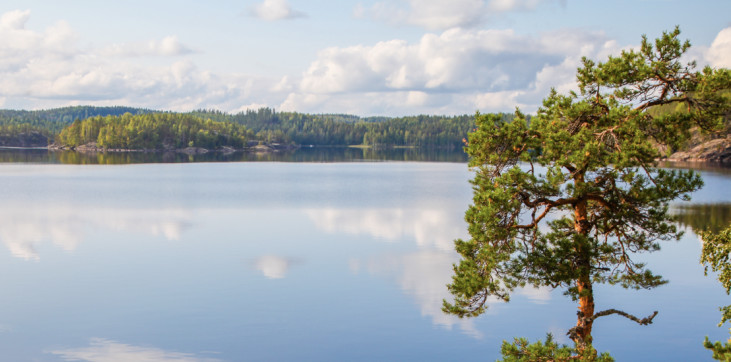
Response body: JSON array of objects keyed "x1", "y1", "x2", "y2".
[{"x1": 573, "y1": 175, "x2": 595, "y2": 346}]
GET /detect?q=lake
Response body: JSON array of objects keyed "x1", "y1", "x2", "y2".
[{"x1": 0, "y1": 149, "x2": 729, "y2": 361}]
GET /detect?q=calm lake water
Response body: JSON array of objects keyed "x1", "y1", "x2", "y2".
[{"x1": 0, "y1": 149, "x2": 729, "y2": 361}]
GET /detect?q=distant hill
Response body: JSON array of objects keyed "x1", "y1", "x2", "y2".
[
  {"x1": 0, "y1": 106, "x2": 155, "y2": 130},
  {"x1": 0, "y1": 105, "x2": 490, "y2": 149},
  {"x1": 0, "y1": 106, "x2": 158, "y2": 147}
]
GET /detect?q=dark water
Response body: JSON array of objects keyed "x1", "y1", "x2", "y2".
[{"x1": 0, "y1": 151, "x2": 728, "y2": 361}]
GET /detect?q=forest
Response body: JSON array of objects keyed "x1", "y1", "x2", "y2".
[
  {"x1": 0, "y1": 106, "x2": 486, "y2": 150},
  {"x1": 55, "y1": 113, "x2": 252, "y2": 150}
]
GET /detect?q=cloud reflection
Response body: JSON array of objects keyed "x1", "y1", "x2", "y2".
[
  {"x1": 517, "y1": 286, "x2": 552, "y2": 304},
  {"x1": 305, "y1": 208, "x2": 466, "y2": 251},
  {"x1": 314, "y1": 207, "x2": 553, "y2": 338},
  {"x1": 50, "y1": 338, "x2": 220, "y2": 362},
  {"x1": 352, "y1": 250, "x2": 482, "y2": 337},
  {"x1": 253, "y1": 255, "x2": 295, "y2": 279},
  {"x1": 0, "y1": 207, "x2": 192, "y2": 260}
]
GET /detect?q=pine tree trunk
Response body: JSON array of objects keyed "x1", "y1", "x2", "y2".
[
  {"x1": 576, "y1": 274, "x2": 595, "y2": 345},
  {"x1": 573, "y1": 176, "x2": 595, "y2": 346}
]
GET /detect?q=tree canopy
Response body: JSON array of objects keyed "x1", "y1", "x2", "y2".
[
  {"x1": 444, "y1": 27, "x2": 731, "y2": 349},
  {"x1": 55, "y1": 113, "x2": 252, "y2": 150},
  {"x1": 700, "y1": 226, "x2": 731, "y2": 360}
]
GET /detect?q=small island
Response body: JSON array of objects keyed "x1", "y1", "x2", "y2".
[{"x1": 49, "y1": 113, "x2": 254, "y2": 154}]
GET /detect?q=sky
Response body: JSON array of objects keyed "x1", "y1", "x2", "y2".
[{"x1": 0, "y1": 0, "x2": 729, "y2": 116}]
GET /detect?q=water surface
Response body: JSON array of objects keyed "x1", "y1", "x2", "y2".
[{"x1": 0, "y1": 154, "x2": 729, "y2": 361}]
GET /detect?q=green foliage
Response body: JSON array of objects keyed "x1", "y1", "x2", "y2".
[
  {"x1": 700, "y1": 225, "x2": 731, "y2": 361},
  {"x1": 2, "y1": 105, "x2": 483, "y2": 149},
  {"x1": 704, "y1": 335, "x2": 731, "y2": 361},
  {"x1": 194, "y1": 107, "x2": 482, "y2": 148},
  {"x1": 701, "y1": 226, "x2": 731, "y2": 302},
  {"x1": 55, "y1": 113, "x2": 252, "y2": 150},
  {"x1": 0, "y1": 120, "x2": 52, "y2": 147},
  {"x1": 444, "y1": 27, "x2": 730, "y2": 345},
  {"x1": 0, "y1": 106, "x2": 153, "y2": 132},
  {"x1": 499, "y1": 334, "x2": 613, "y2": 362}
]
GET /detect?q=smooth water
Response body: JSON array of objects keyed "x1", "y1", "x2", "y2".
[{"x1": 0, "y1": 152, "x2": 729, "y2": 361}]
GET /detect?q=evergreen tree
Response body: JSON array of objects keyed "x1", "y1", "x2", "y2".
[
  {"x1": 444, "y1": 27, "x2": 731, "y2": 348},
  {"x1": 700, "y1": 226, "x2": 731, "y2": 361}
]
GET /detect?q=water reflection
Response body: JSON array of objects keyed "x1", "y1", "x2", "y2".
[
  {"x1": 673, "y1": 203, "x2": 731, "y2": 234},
  {"x1": 350, "y1": 250, "x2": 481, "y2": 338},
  {"x1": 310, "y1": 207, "x2": 555, "y2": 338},
  {"x1": 253, "y1": 255, "x2": 298, "y2": 279},
  {"x1": 305, "y1": 208, "x2": 464, "y2": 251},
  {"x1": 50, "y1": 338, "x2": 220, "y2": 362},
  {"x1": 0, "y1": 147, "x2": 468, "y2": 164},
  {"x1": 0, "y1": 207, "x2": 192, "y2": 260}
]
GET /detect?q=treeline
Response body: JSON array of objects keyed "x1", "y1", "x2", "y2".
[
  {"x1": 0, "y1": 106, "x2": 153, "y2": 131},
  {"x1": 191, "y1": 108, "x2": 487, "y2": 148},
  {"x1": 0, "y1": 105, "x2": 492, "y2": 149},
  {"x1": 56, "y1": 113, "x2": 252, "y2": 150},
  {"x1": 0, "y1": 106, "x2": 154, "y2": 147},
  {"x1": 0, "y1": 119, "x2": 53, "y2": 147}
]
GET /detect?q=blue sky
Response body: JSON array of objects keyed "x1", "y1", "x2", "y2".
[{"x1": 0, "y1": 0, "x2": 729, "y2": 116}]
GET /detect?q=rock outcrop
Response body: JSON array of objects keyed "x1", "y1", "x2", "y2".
[{"x1": 667, "y1": 137, "x2": 731, "y2": 163}]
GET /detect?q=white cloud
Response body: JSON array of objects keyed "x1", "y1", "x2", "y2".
[
  {"x1": 516, "y1": 286, "x2": 552, "y2": 304},
  {"x1": 487, "y1": 0, "x2": 562, "y2": 12},
  {"x1": 283, "y1": 28, "x2": 615, "y2": 114},
  {"x1": 0, "y1": 10, "x2": 286, "y2": 112},
  {"x1": 50, "y1": 338, "x2": 220, "y2": 362},
  {"x1": 355, "y1": 0, "x2": 563, "y2": 30},
  {"x1": 3, "y1": 9, "x2": 716, "y2": 118},
  {"x1": 706, "y1": 27, "x2": 731, "y2": 68},
  {"x1": 249, "y1": 0, "x2": 306, "y2": 21},
  {"x1": 102, "y1": 36, "x2": 194, "y2": 57},
  {"x1": 0, "y1": 9, "x2": 31, "y2": 30}
]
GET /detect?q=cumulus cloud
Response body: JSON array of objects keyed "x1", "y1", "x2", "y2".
[
  {"x1": 355, "y1": 0, "x2": 563, "y2": 30},
  {"x1": 282, "y1": 28, "x2": 618, "y2": 114},
  {"x1": 706, "y1": 26, "x2": 731, "y2": 68},
  {"x1": 50, "y1": 338, "x2": 220, "y2": 362},
  {"x1": 249, "y1": 0, "x2": 306, "y2": 21},
  {"x1": 0, "y1": 9, "x2": 31, "y2": 30},
  {"x1": 0, "y1": 10, "x2": 284, "y2": 111}
]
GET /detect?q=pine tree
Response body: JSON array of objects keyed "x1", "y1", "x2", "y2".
[{"x1": 444, "y1": 27, "x2": 730, "y2": 347}]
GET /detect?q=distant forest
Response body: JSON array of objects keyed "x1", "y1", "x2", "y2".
[{"x1": 0, "y1": 106, "x2": 499, "y2": 149}]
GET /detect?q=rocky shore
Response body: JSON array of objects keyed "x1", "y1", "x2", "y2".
[
  {"x1": 47, "y1": 142, "x2": 297, "y2": 154},
  {"x1": 664, "y1": 137, "x2": 731, "y2": 164}
]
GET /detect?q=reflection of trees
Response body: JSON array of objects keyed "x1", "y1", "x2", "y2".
[
  {"x1": 0, "y1": 148, "x2": 468, "y2": 165},
  {"x1": 673, "y1": 203, "x2": 731, "y2": 234}
]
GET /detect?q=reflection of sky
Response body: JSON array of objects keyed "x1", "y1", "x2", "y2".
[
  {"x1": 51, "y1": 338, "x2": 220, "y2": 362},
  {"x1": 305, "y1": 208, "x2": 465, "y2": 251},
  {"x1": 253, "y1": 255, "x2": 295, "y2": 279},
  {"x1": 0, "y1": 162, "x2": 726, "y2": 360},
  {"x1": 0, "y1": 207, "x2": 192, "y2": 260},
  {"x1": 308, "y1": 207, "x2": 553, "y2": 338},
  {"x1": 352, "y1": 250, "x2": 482, "y2": 338}
]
